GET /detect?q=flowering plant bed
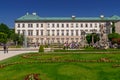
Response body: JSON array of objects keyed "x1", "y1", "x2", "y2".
[
  {"x1": 24, "y1": 73, "x2": 40, "y2": 80},
  {"x1": 0, "y1": 52, "x2": 120, "y2": 80}
]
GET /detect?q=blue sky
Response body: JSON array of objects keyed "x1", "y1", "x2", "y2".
[{"x1": 0, "y1": 0, "x2": 120, "y2": 28}]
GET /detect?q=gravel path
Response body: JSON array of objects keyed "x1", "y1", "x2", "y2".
[{"x1": 0, "y1": 50, "x2": 38, "y2": 61}]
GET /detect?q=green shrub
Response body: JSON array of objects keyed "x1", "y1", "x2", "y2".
[
  {"x1": 39, "y1": 45, "x2": 44, "y2": 52},
  {"x1": 44, "y1": 45, "x2": 48, "y2": 48}
]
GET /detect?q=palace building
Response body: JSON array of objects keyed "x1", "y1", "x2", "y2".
[{"x1": 15, "y1": 13, "x2": 120, "y2": 45}]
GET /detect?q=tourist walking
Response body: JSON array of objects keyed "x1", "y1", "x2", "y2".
[{"x1": 3, "y1": 44, "x2": 8, "y2": 53}]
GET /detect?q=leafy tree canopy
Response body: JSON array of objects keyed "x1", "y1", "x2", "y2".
[
  {"x1": 86, "y1": 33, "x2": 100, "y2": 44},
  {"x1": 10, "y1": 33, "x2": 24, "y2": 45},
  {"x1": 0, "y1": 23, "x2": 10, "y2": 38},
  {"x1": 108, "y1": 33, "x2": 120, "y2": 41},
  {"x1": 0, "y1": 32, "x2": 7, "y2": 44}
]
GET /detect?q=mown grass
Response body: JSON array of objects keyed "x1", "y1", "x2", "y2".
[{"x1": 0, "y1": 52, "x2": 120, "y2": 80}]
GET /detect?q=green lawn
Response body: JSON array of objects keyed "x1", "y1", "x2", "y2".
[{"x1": 0, "y1": 52, "x2": 120, "y2": 80}]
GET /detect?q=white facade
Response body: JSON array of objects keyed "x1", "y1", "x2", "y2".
[
  {"x1": 16, "y1": 13, "x2": 120, "y2": 45},
  {"x1": 15, "y1": 21, "x2": 106, "y2": 44}
]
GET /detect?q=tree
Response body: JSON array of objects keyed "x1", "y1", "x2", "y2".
[
  {"x1": 0, "y1": 23, "x2": 10, "y2": 38},
  {"x1": 86, "y1": 34, "x2": 91, "y2": 44},
  {"x1": 108, "y1": 33, "x2": 120, "y2": 44},
  {"x1": 86, "y1": 33, "x2": 100, "y2": 45},
  {"x1": 0, "y1": 32, "x2": 7, "y2": 44},
  {"x1": 108, "y1": 33, "x2": 120, "y2": 41},
  {"x1": 0, "y1": 23, "x2": 24, "y2": 46},
  {"x1": 10, "y1": 33, "x2": 24, "y2": 45}
]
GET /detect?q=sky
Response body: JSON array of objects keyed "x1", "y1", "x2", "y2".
[{"x1": 0, "y1": 0, "x2": 120, "y2": 28}]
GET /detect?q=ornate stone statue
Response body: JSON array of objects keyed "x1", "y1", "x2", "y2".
[
  {"x1": 80, "y1": 30, "x2": 87, "y2": 47},
  {"x1": 98, "y1": 24, "x2": 109, "y2": 49}
]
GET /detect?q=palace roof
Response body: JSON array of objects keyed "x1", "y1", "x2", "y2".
[{"x1": 15, "y1": 13, "x2": 120, "y2": 22}]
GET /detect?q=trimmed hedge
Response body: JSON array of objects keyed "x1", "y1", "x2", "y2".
[{"x1": 39, "y1": 45, "x2": 44, "y2": 52}]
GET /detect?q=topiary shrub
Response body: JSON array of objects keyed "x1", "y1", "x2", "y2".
[{"x1": 39, "y1": 45, "x2": 44, "y2": 52}]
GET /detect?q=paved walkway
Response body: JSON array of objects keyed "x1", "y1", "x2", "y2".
[{"x1": 0, "y1": 50, "x2": 38, "y2": 61}]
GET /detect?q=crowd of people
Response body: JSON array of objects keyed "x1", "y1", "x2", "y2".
[{"x1": 63, "y1": 41, "x2": 80, "y2": 49}]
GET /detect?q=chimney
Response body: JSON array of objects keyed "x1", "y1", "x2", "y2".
[
  {"x1": 100, "y1": 15, "x2": 104, "y2": 18},
  {"x1": 72, "y1": 15, "x2": 76, "y2": 19},
  {"x1": 32, "y1": 12, "x2": 37, "y2": 15}
]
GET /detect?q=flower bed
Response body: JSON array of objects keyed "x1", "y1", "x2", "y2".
[
  {"x1": 0, "y1": 53, "x2": 120, "y2": 70},
  {"x1": 24, "y1": 73, "x2": 40, "y2": 80}
]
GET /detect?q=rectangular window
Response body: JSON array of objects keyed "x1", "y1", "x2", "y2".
[
  {"x1": 28, "y1": 30, "x2": 30, "y2": 36},
  {"x1": 52, "y1": 24, "x2": 54, "y2": 27},
  {"x1": 36, "y1": 24, "x2": 39, "y2": 28},
  {"x1": 95, "y1": 23, "x2": 97, "y2": 28},
  {"x1": 36, "y1": 38, "x2": 39, "y2": 43},
  {"x1": 57, "y1": 24, "x2": 59, "y2": 27},
  {"x1": 28, "y1": 30, "x2": 33, "y2": 36},
  {"x1": 52, "y1": 38, "x2": 55, "y2": 43},
  {"x1": 66, "y1": 30, "x2": 69, "y2": 36},
  {"x1": 47, "y1": 38, "x2": 50, "y2": 44},
  {"x1": 66, "y1": 24, "x2": 69, "y2": 27},
  {"x1": 41, "y1": 38, "x2": 43, "y2": 44},
  {"x1": 85, "y1": 24, "x2": 88, "y2": 28},
  {"x1": 76, "y1": 30, "x2": 79, "y2": 36},
  {"x1": 81, "y1": 24, "x2": 83, "y2": 27},
  {"x1": 28, "y1": 24, "x2": 30, "y2": 28},
  {"x1": 18, "y1": 24, "x2": 20, "y2": 28},
  {"x1": 41, "y1": 30, "x2": 43, "y2": 36},
  {"x1": 52, "y1": 30, "x2": 55, "y2": 36},
  {"x1": 62, "y1": 24, "x2": 64, "y2": 28},
  {"x1": 57, "y1": 30, "x2": 59, "y2": 36},
  {"x1": 76, "y1": 23, "x2": 78, "y2": 27},
  {"x1": 71, "y1": 23, "x2": 73, "y2": 27},
  {"x1": 36, "y1": 30, "x2": 39, "y2": 36},
  {"x1": 90, "y1": 29, "x2": 93, "y2": 32},
  {"x1": 28, "y1": 24, "x2": 33, "y2": 28},
  {"x1": 48, "y1": 23, "x2": 50, "y2": 28},
  {"x1": 57, "y1": 38, "x2": 60, "y2": 43},
  {"x1": 41, "y1": 24, "x2": 43, "y2": 27},
  {"x1": 22, "y1": 24, "x2": 25, "y2": 28},
  {"x1": 31, "y1": 24, "x2": 33, "y2": 28},
  {"x1": 85, "y1": 29, "x2": 88, "y2": 32},
  {"x1": 22, "y1": 30, "x2": 25, "y2": 35},
  {"x1": 31, "y1": 30, "x2": 33, "y2": 36},
  {"x1": 90, "y1": 24, "x2": 92, "y2": 27},
  {"x1": 61, "y1": 38, "x2": 64, "y2": 43},
  {"x1": 47, "y1": 30, "x2": 50, "y2": 36},
  {"x1": 61, "y1": 30, "x2": 64, "y2": 36},
  {"x1": 71, "y1": 30, "x2": 74, "y2": 36},
  {"x1": 17, "y1": 30, "x2": 20, "y2": 34}
]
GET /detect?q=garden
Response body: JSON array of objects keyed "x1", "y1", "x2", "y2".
[{"x1": 0, "y1": 51, "x2": 120, "y2": 80}]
